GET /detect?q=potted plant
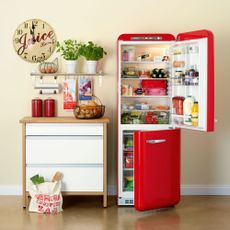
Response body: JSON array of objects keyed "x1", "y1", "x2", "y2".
[
  {"x1": 56, "y1": 39, "x2": 82, "y2": 73},
  {"x1": 80, "y1": 41, "x2": 107, "y2": 74}
]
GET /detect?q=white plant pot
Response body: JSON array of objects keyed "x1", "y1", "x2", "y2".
[
  {"x1": 86, "y1": 60, "x2": 98, "y2": 74},
  {"x1": 65, "y1": 60, "x2": 78, "y2": 74}
]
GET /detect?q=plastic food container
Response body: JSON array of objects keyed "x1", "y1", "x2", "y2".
[
  {"x1": 173, "y1": 96, "x2": 185, "y2": 115},
  {"x1": 142, "y1": 80, "x2": 167, "y2": 96}
]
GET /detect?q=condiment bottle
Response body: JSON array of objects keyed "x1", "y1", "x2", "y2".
[
  {"x1": 191, "y1": 101, "x2": 199, "y2": 126},
  {"x1": 183, "y1": 96, "x2": 194, "y2": 125},
  {"x1": 128, "y1": 85, "x2": 133, "y2": 96}
]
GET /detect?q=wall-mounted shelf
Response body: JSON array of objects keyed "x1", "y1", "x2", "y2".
[
  {"x1": 30, "y1": 72, "x2": 104, "y2": 77},
  {"x1": 31, "y1": 72, "x2": 104, "y2": 87}
]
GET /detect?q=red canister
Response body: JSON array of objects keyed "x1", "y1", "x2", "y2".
[
  {"x1": 44, "y1": 98, "x2": 56, "y2": 117},
  {"x1": 32, "y1": 98, "x2": 43, "y2": 117}
]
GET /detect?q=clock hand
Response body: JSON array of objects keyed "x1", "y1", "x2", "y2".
[{"x1": 30, "y1": 22, "x2": 36, "y2": 44}]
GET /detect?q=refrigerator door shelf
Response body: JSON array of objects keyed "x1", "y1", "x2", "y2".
[{"x1": 171, "y1": 30, "x2": 214, "y2": 132}]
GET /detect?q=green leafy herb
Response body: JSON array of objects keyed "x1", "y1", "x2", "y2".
[
  {"x1": 80, "y1": 41, "x2": 107, "y2": 61},
  {"x1": 30, "y1": 174, "x2": 45, "y2": 185},
  {"x1": 56, "y1": 39, "x2": 82, "y2": 60}
]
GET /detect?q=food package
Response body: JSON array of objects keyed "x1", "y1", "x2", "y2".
[
  {"x1": 173, "y1": 61, "x2": 185, "y2": 68},
  {"x1": 78, "y1": 76, "x2": 93, "y2": 101},
  {"x1": 63, "y1": 79, "x2": 77, "y2": 110}
]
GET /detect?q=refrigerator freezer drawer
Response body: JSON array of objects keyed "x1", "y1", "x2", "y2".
[
  {"x1": 26, "y1": 135, "x2": 103, "y2": 164},
  {"x1": 26, "y1": 165, "x2": 103, "y2": 192}
]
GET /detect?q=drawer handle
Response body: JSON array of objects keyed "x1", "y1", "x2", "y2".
[{"x1": 146, "y1": 139, "x2": 166, "y2": 144}]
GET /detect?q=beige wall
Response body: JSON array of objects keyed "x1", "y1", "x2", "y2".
[{"x1": 0, "y1": 0, "x2": 229, "y2": 191}]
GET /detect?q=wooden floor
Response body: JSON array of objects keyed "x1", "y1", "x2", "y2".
[{"x1": 0, "y1": 196, "x2": 230, "y2": 229}]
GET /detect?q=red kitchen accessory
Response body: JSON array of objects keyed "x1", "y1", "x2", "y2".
[
  {"x1": 142, "y1": 80, "x2": 167, "y2": 88},
  {"x1": 44, "y1": 98, "x2": 56, "y2": 117},
  {"x1": 142, "y1": 80, "x2": 167, "y2": 95},
  {"x1": 32, "y1": 98, "x2": 43, "y2": 117}
]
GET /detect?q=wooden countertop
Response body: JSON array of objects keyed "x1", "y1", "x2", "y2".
[{"x1": 20, "y1": 116, "x2": 110, "y2": 124}]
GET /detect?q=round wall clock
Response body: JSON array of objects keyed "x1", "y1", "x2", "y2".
[{"x1": 13, "y1": 19, "x2": 57, "y2": 63}]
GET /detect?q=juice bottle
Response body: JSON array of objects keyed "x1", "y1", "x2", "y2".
[
  {"x1": 183, "y1": 96, "x2": 194, "y2": 125},
  {"x1": 191, "y1": 102, "x2": 199, "y2": 126}
]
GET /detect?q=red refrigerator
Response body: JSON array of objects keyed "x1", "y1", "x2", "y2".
[{"x1": 117, "y1": 30, "x2": 214, "y2": 211}]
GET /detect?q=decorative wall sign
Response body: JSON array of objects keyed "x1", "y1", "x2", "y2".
[{"x1": 13, "y1": 19, "x2": 57, "y2": 63}]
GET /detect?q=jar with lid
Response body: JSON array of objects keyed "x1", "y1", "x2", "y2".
[
  {"x1": 44, "y1": 98, "x2": 56, "y2": 117},
  {"x1": 32, "y1": 98, "x2": 43, "y2": 117}
]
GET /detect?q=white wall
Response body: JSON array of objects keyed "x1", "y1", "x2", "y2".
[{"x1": 0, "y1": 0, "x2": 229, "y2": 194}]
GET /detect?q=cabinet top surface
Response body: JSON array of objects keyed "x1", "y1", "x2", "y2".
[{"x1": 20, "y1": 116, "x2": 110, "y2": 124}]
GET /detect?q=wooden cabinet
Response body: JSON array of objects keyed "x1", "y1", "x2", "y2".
[{"x1": 20, "y1": 117, "x2": 109, "y2": 208}]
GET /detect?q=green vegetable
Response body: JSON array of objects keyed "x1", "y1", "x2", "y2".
[
  {"x1": 30, "y1": 174, "x2": 45, "y2": 185},
  {"x1": 125, "y1": 180, "x2": 134, "y2": 191},
  {"x1": 56, "y1": 39, "x2": 82, "y2": 60},
  {"x1": 80, "y1": 41, "x2": 107, "y2": 61}
]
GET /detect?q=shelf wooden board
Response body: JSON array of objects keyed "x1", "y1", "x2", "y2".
[
  {"x1": 20, "y1": 116, "x2": 110, "y2": 124},
  {"x1": 30, "y1": 72, "x2": 104, "y2": 77}
]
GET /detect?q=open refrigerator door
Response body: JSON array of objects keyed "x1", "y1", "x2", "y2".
[{"x1": 171, "y1": 30, "x2": 214, "y2": 131}]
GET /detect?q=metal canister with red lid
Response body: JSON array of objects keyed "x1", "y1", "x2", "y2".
[
  {"x1": 32, "y1": 98, "x2": 43, "y2": 117},
  {"x1": 44, "y1": 98, "x2": 56, "y2": 117}
]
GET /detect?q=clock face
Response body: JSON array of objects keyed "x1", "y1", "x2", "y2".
[{"x1": 13, "y1": 19, "x2": 57, "y2": 63}]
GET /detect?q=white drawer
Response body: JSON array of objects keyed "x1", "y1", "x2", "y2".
[
  {"x1": 26, "y1": 136, "x2": 103, "y2": 164},
  {"x1": 26, "y1": 123, "x2": 103, "y2": 136},
  {"x1": 26, "y1": 165, "x2": 103, "y2": 192}
]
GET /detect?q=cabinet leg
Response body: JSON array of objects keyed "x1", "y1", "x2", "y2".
[
  {"x1": 26, "y1": 194, "x2": 29, "y2": 208},
  {"x1": 22, "y1": 194, "x2": 26, "y2": 208},
  {"x1": 23, "y1": 193, "x2": 29, "y2": 209},
  {"x1": 103, "y1": 194, "x2": 107, "y2": 208}
]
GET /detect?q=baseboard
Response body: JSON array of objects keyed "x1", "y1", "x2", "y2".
[
  {"x1": 181, "y1": 185, "x2": 230, "y2": 195},
  {"x1": 1, "y1": 185, "x2": 230, "y2": 196},
  {"x1": 107, "y1": 185, "x2": 230, "y2": 196},
  {"x1": 108, "y1": 185, "x2": 116, "y2": 195}
]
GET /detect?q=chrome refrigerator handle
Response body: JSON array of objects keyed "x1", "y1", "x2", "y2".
[{"x1": 146, "y1": 139, "x2": 166, "y2": 144}]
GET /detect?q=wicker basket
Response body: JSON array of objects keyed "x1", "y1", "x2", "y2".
[{"x1": 74, "y1": 96, "x2": 105, "y2": 119}]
